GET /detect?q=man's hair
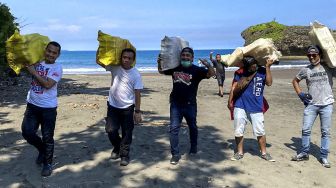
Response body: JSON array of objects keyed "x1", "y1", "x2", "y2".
[
  {"x1": 181, "y1": 47, "x2": 194, "y2": 56},
  {"x1": 46, "y1": 41, "x2": 61, "y2": 54},
  {"x1": 121, "y1": 48, "x2": 136, "y2": 60},
  {"x1": 242, "y1": 56, "x2": 257, "y2": 68}
]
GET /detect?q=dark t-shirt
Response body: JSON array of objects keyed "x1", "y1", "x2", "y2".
[
  {"x1": 163, "y1": 65, "x2": 208, "y2": 104},
  {"x1": 211, "y1": 60, "x2": 225, "y2": 75}
]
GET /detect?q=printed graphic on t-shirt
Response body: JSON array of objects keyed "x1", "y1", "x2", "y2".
[
  {"x1": 173, "y1": 72, "x2": 192, "y2": 85},
  {"x1": 308, "y1": 71, "x2": 328, "y2": 84},
  {"x1": 253, "y1": 76, "x2": 264, "y2": 96},
  {"x1": 31, "y1": 64, "x2": 49, "y2": 94}
]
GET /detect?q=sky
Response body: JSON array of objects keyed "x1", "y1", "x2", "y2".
[{"x1": 2, "y1": 0, "x2": 336, "y2": 51}]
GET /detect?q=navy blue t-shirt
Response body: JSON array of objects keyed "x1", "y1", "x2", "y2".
[
  {"x1": 234, "y1": 67, "x2": 266, "y2": 112},
  {"x1": 164, "y1": 65, "x2": 208, "y2": 104}
]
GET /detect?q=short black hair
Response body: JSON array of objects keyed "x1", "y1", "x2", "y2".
[
  {"x1": 121, "y1": 48, "x2": 136, "y2": 60},
  {"x1": 242, "y1": 56, "x2": 257, "y2": 68},
  {"x1": 181, "y1": 47, "x2": 194, "y2": 56},
  {"x1": 47, "y1": 41, "x2": 61, "y2": 54}
]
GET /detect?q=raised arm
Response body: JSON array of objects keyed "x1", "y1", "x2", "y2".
[
  {"x1": 265, "y1": 58, "x2": 274, "y2": 86},
  {"x1": 199, "y1": 58, "x2": 215, "y2": 78},
  {"x1": 209, "y1": 51, "x2": 214, "y2": 61}
]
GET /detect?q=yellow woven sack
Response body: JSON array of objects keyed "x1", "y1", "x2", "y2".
[
  {"x1": 97, "y1": 30, "x2": 136, "y2": 66},
  {"x1": 6, "y1": 30, "x2": 50, "y2": 75}
]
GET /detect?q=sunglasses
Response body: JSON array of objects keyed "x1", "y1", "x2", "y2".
[{"x1": 307, "y1": 54, "x2": 318, "y2": 58}]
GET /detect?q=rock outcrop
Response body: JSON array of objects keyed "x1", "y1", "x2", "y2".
[{"x1": 241, "y1": 21, "x2": 336, "y2": 56}]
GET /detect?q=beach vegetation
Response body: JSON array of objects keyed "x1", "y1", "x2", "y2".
[
  {"x1": 0, "y1": 2, "x2": 18, "y2": 70},
  {"x1": 244, "y1": 21, "x2": 286, "y2": 42}
]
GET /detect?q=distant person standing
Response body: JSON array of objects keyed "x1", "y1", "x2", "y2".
[
  {"x1": 97, "y1": 48, "x2": 143, "y2": 166},
  {"x1": 158, "y1": 47, "x2": 215, "y2": 165},
  {"x1": 210, "y1": 51, "x2": 227, "y2": 97},
  {"x1": 21, "y1": 41, "x2": 63, "y2": 177},
  {"x1": 291, "y1": 45, "x2": 336, "y2": 168}
]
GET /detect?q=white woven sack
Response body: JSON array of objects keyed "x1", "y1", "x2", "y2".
[
  {"x1": 159, "y1": 36, "x2": 189, "y2": 71},
  {"x1": 309, "y1": 21, "x2": 336, "y2": 68}
]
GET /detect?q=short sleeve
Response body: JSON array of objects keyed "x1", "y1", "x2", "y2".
[
  {"x1": 47, "y1": 65, "x2": 63, "y2": 82},
  {"x1": 296, "y1": 68, "x2": 307, "y2": 80},
  {"x1": 134, "y1": 73, "x2": 144, "y2": 90}
]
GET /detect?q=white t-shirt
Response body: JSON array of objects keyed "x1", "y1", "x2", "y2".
[
  {"x1": 27, "y1": 61, "x2": 63, "y2": 108},
  {"x1": 106, "y1": 65, "x2": 143, "y2": 109}
]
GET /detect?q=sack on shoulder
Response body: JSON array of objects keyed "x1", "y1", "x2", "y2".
[{"x1": 233, "y1": 72, "x2": 257, "y2": 97}]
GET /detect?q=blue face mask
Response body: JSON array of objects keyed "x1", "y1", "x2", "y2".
[{"x1": 181, "y1": 60, "x2": 192, "y2": 68}]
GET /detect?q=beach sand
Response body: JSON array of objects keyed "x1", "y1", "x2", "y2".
[{"x1": 1, "y1": 69, "x2": 335, "y2": 188}]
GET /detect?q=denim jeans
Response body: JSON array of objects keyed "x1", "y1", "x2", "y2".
[
  {"x1": 169, "y1": 102, "x2": 197, "y2": 156},
  {"x1": 106, "y1": 102, "x2": 134, "y2": 158},
  {"x1": 21, "y1": 103, "x2": 57, "y2": 165},
  {"x1": 300, "y1": 104, "x2": 333, "y2": 159}
]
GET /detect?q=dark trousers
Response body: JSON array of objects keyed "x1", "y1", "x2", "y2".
[
  {"x1": 21, "y1": 103, "x2": 57, "y2": 164},
  {"x1": 105, "y1": 102, "x2": 134, "y2": 158},
  {"x1": 169, "y1": 102, "x2": 197, "y2": 156}
]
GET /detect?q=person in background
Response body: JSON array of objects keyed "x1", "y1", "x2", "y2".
[
  {"x1": 227, "y1": 56, "x2": 275, "y2": 162},
  {"x1": 21, "y1": 41, "x2": 63, "y2": 177},
  {"x1": 158, "y1": 47, "x2": 215, "y2": 165},
  {"x1": 210, "y1": 51, "x2": 227, "y2": 97},
  {"x1": 97, "y1": 48, "x2": 143, "y2": 166},
  {"x1": 291, "y1": 45, "x2": 336, "y2": 168}
]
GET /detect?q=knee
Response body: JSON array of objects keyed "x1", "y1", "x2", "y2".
[
  {"x1": 22, "y1": 130, "x2": 35, "y2": 140},
  {"x1": 42, "y1": 133, "x2": 54, "y2": 143},
  {"x1": 169, "y1": 124, "x2": 180, "y2": 135},
  {"x1": 302, "y1": 129, "x2": 311, "y2": 136},
  {"x1": 321, "y1": 128, "x2": 330, "y2": 138}
]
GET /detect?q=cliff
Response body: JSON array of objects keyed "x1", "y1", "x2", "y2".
[{"x1": 241, "y1": 21, "x2": 336, "y2": 56}]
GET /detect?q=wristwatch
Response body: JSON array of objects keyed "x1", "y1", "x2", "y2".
[{"x1": 134, "y1": 109, "x2": 141, "y2": 113}]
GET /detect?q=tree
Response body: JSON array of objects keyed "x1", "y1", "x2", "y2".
[{"x1": 0, "y1": 2, "x2": 18, "y2": 70}]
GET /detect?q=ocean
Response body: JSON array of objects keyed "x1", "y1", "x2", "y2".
[{"x1": 58, "y1": 49, "x2": 310, "y2": 74}]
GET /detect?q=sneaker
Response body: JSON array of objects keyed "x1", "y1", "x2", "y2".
[
  {"x1": 230, "y1": 153, "x2": 244, "y2": 161},
  {"x1": 110, "y1": 151, "x2": 120, "y2": 160},
  {"x1": 35, "y1": 152, "x2": 44, "y2": 165},
  {"x1": 319, "y1": 158, "x2": 331, "y2": 168},
  {"x1": 261, "y1": 153, "x2": 276, "y2": 162},
  {"x1": 41, "y1": 164, "x2": 53, "y2": 177},
  {"x1": 291, "y1": 153, "x2": 309, "y2": 161},
  {"x1": 120, "y1": 157, "x2": 130, "y2": 166},
  {"x1": 170, "y1": 155, "x2": 180, "y2": 165}
]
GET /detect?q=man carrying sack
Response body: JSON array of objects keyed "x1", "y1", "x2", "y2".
[{"x1": 227, "y1": 56, "x2": 275, "y2": 162}]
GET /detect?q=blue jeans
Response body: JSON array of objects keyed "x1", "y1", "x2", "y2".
[
  {"x1": 21, "y1": 103, "x2": 57, "y2": 165},
  {"x1": 300, "y1": 104, "x2": 333, "y2": 159},
  {"x1": 169, "y1": 102, "x2": 197, "y2": 156}
]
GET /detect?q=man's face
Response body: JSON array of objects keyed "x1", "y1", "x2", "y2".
[
  {"x1": 307, "y1": 53, "x2": 320, "y2": 65},
  {"x1": 44, "y1": 44, "x2": 60, "y2": 64},
  {"x1": 248, "y1": 63, "x2": 257, "y2": 72},
  {"x1": 180, "y1": 51, "x2": 193, "y2": 62},
  {"x1": 121, "y1": 51, "x2": 135, "y2": 70},
  {"x1": 216, "y1": 54, "x2": 221, "y2": 62}
]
